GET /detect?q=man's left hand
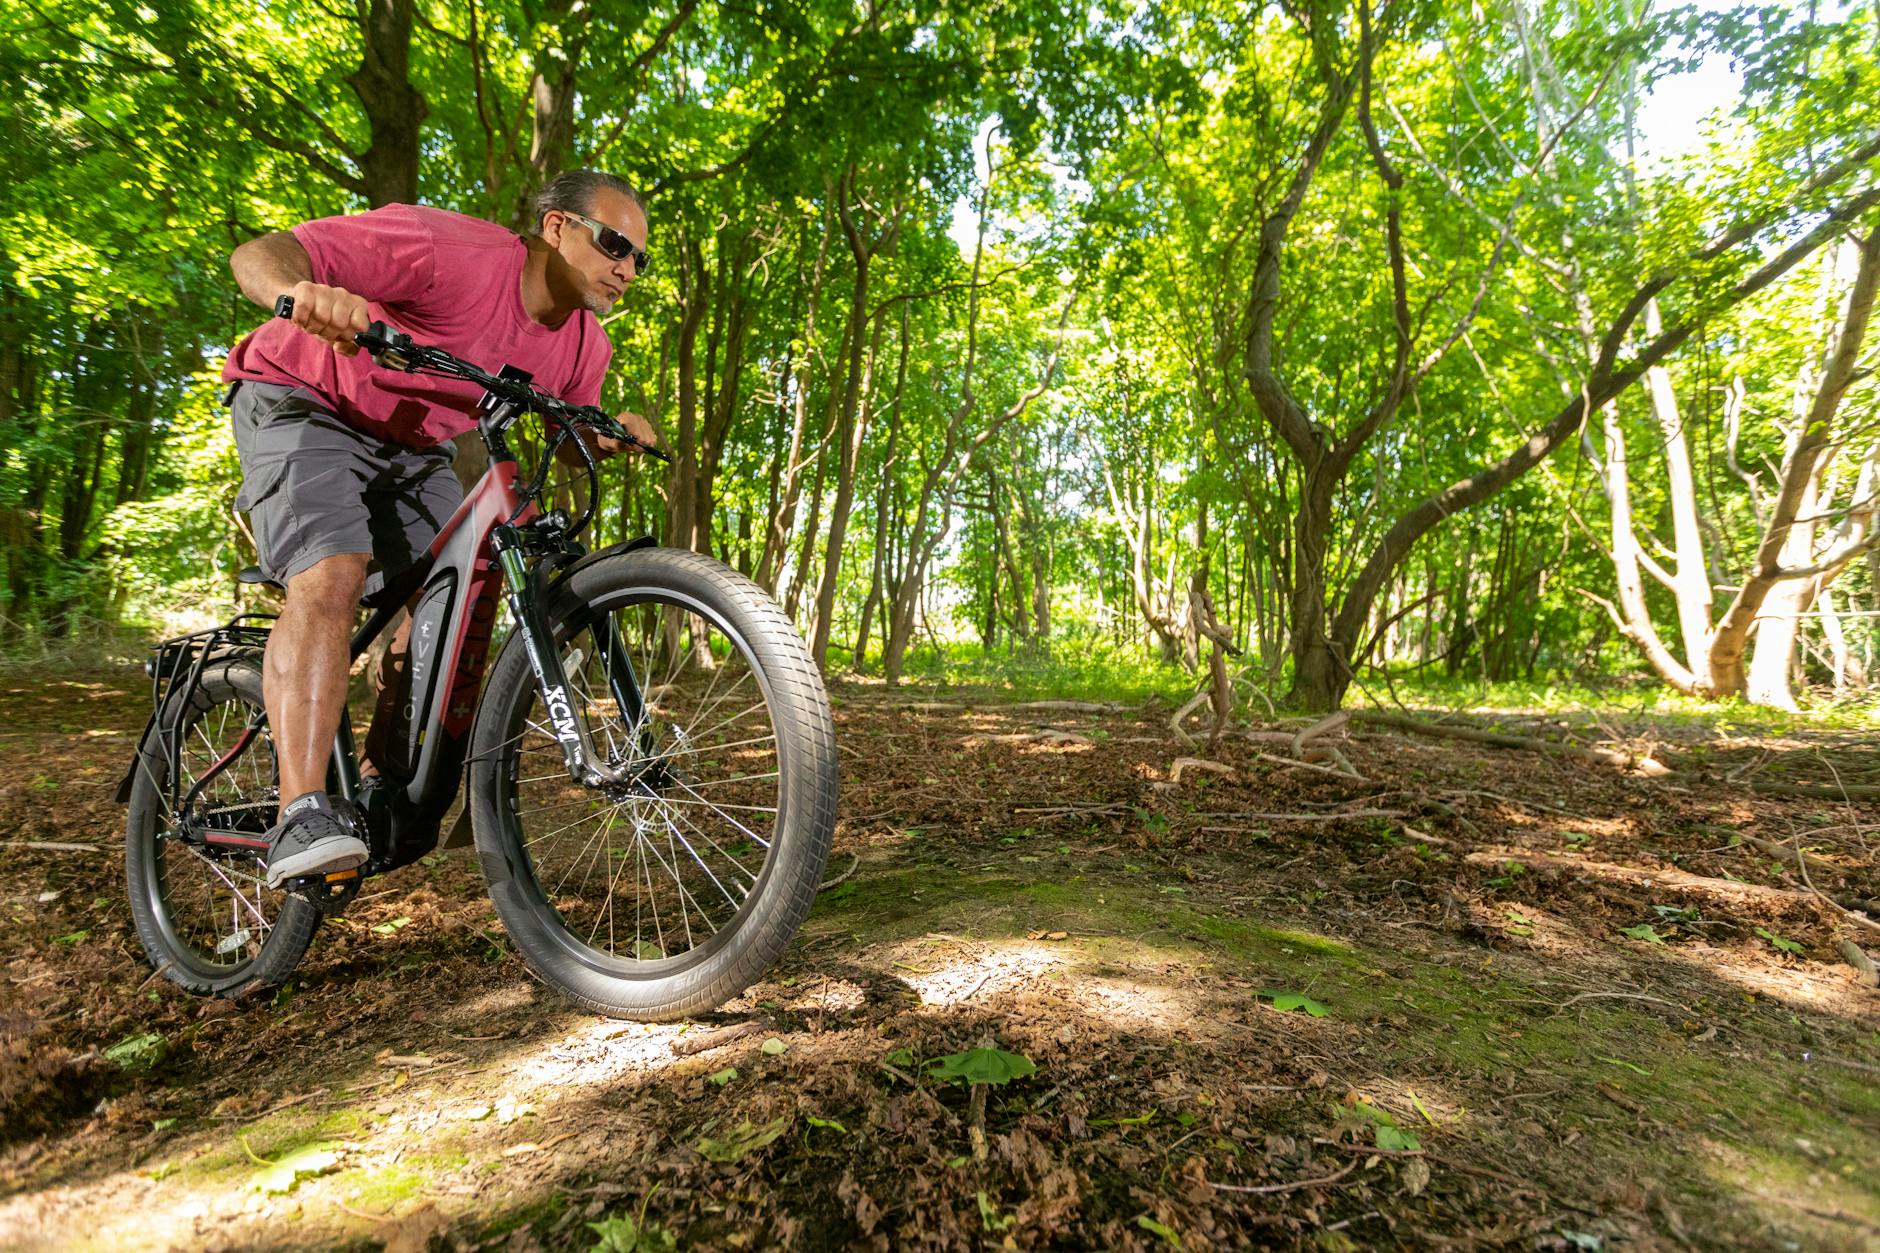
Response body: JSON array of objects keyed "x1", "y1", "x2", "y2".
[
  {"x1": 567, "y1": 411, "x2": 659, "y2": 464},
  {"x1": 593, "y1": 411, "x2": 659, "y2": 458}
]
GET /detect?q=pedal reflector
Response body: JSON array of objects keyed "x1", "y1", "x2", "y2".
[{"x1": 325, "y1": 868, "x2": 361, "y2": 882}]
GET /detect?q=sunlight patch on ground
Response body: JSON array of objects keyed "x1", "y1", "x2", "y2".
[
  {"x1": 1698, "y1": 1135, "x2": 1880, "y2": 1243},
  {"x1": 897, "y1": 939, "x2": 1070, "y2": 1005},
  {"x1": 510, "y1": 1017, "x2": 692, "y2": 1088}
]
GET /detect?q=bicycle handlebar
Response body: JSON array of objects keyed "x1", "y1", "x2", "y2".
[{"x1": 270, "y1": 295, "x2": 671, "y2": 463}]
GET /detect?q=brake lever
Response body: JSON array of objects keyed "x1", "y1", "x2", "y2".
[{"x1": 569, "y1": 407, "x2": 673, "y2": 463}]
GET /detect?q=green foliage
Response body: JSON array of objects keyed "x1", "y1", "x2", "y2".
[
  {"x1": 1261, "y1": 990, "x2": 1329, "y2": 1017},
  {"x1": 0, "y1": 0, "x2": 1871, "y2": 722},
  {"x1": 692, "y1": 1116, "x2": 790, "y2": 1163},
  {"x1": 927, "y1": 1046, "x2": 1037, "y2": 1086}
]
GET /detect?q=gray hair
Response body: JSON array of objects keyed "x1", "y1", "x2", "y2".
[{"x1": 531, "y1": 170, "x2": 645, "y2": 233}]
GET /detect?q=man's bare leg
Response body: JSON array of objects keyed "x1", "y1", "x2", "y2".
[{"x1": 264, "y1": 552, "x2": 369, "y2": 819}]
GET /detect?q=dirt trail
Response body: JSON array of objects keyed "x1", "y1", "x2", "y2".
[{"x1": 0, "y1": 671, "x2": 1876, "y2": 1251}]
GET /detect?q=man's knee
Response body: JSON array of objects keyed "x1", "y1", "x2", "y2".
[{"x1": 284, "y1": 553, "x2": 371, "y2": 616}]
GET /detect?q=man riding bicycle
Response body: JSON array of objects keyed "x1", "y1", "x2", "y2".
[{"x1": 221, "y1": 169, "x2": 658, "y2": 888}]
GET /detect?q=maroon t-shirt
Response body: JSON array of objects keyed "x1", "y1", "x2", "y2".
[{"x1": 223, "y1": 204, "x2": 613, "y2": 449}]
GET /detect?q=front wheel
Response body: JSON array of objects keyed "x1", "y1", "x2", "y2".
[{"x1": 468, "y1": 547, "x2": 837, "y2": 1020}]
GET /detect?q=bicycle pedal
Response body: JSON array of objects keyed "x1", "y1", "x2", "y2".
[{"x1": 289, "y1": 866, "x2": 364, "y2": 914}]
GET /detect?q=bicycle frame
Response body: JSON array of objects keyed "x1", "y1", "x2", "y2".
[{"x1": 122, "y1": 385, "x2": 655, "y2": 887}]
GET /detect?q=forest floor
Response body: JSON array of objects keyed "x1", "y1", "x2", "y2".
[{"x1": 0, "y1": 668, "x2": 1876, "y2": 1252}]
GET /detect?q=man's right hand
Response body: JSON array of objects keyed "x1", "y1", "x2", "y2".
[{"x1": 284, "y1": 281, "x2": 370, "y2": 356}]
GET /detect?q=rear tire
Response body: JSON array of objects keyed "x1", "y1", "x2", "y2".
[
  {"x1": 468, "y1": 547, "x2": 837, "y2": 1020},
  {"x1": 125, "y1": 659, "x2": 319, "y2": 998}
]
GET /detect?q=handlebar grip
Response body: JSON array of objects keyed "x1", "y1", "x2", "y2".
[{"x1": 274, "y1": 294, "x2": 295, "y2": 319}]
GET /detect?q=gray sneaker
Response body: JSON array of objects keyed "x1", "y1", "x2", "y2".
[{"x1": 264, "y1": 792, "x2": 368, "y2": 888}]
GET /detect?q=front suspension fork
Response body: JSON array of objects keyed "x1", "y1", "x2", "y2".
[{"x1": 494, "y1": 526, "x2": 643, "y2": 788}]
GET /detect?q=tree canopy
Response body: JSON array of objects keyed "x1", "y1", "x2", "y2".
[{"x1": 3, "y1": 0, "x2": 1877, "y2": 715}]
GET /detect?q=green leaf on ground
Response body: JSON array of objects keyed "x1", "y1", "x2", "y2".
[
  {"x1": 706, "y1": 1067, "x2": 737, "y2": 1086},
  {"x1": 1261, "y1": 989, "x2": 1328, "y2": 1017},
  {"x1": 693, "y1": 1116, "x2": 790, "y2": 1163},
  {"x1": 1349, "y1": 1100, "x2": 1422, "y2": 1151},
  {"x1": 884, "y1": 1048, "x2": 914, "y2": 1068},
  {"x1": 588, "y1": 1213, "x2": 678, "y2": 1252},
  {"x1": 371, "y1": 916, "x2": 412, "y2": 936},
  {"x1": 247, "y1": 1141, "x2": 341, "y2": 1194},
  {"x1": 760, "y1": 1037, "x2": 788, "y2": 1055},
  {"x1": 927, "y1": 1047, "x2": 1036, "y2": 1086},
  {"x1": 1091, "y1": 1110, "x2": 1157, "y2": 1127},
  {"x1": 1137, "y1": 1215, "x2": 1183, "y2": 1246},
  {"x1": 806, "y1": 1114, "x2": 848, "y2": 1135},
  {"x1": 1621, "y1": 924, "x2": 1665, "y2": 944},
  {"x1": 976, "y1": 1191, "x2": 1015, "y2": 1232},
  {"x1": 1755, "y1": 926, "x2": 1805, "y2": 956},
  {"x1": 103, "y1": 1032, "x2": 165, "y2": 1072}
]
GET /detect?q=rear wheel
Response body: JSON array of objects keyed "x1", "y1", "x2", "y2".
[
  {"x1": 124, "y1": 659, "x2": 319, "y2": 998},
  {"x1": 469, "y1": 547, "x2": 837, "y2": 1020}
]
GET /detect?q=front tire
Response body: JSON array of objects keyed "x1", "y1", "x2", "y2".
[{"x1": 468, "y1": 548, "x2": 837, "y2": 1020}]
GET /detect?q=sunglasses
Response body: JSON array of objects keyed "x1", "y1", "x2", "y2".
[{"x1": 562, "y1": 212, "x2": 649, "y2": 274}]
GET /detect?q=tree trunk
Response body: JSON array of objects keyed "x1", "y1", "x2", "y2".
[
  {"x1": 1710, "y1": 227, "x2": 1880, "y2": 695},
  {"x1": 347, "y1": 0, "x2": 427, "y2": 207}
]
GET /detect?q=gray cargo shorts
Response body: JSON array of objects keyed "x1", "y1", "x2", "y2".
[{"x1": 228, "y1": 380, "x2": 461, "y2": 594}]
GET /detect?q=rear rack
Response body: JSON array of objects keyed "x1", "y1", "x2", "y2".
[{"x1": 145, "y1": 615, "x2": 276, "y2": 819}]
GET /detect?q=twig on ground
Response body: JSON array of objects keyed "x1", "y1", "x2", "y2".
[
  {"x1": 1745, "y1": 779, "x2": 1880, "y2": 800},
  {"x1": 1438, "y1": 788, "x2": 1572, "y2": 816},
  {"x1": 135, "y1": 961, "x2": 175, "y2": 994},
  {"x1": 1321, "y1": 1141, "x2": 1541, "y2": 1193},
  {"x1": 1209, "y1": 1160, "x2": 1357, "y2": 1194},
  {"x1": 1400, "y1": 826, "x2": 1452, "y2": 848},
  {"x1": 1255, "y1": 751, "x2": 1359, "y2": 780},
  {"x1": 1199, "y1": 808, "x2": 1405, "y2": 832},
  {"x1": 1417, "y1": 795, "x2": 1482, "y2": 838},
  {"x1": 819, "y1": 853, "x2": 861, "y2": 892},
  {"x1": 9, "y1": 841, "x2": 100, "y2": 853},
  {"x1": 1783, "y1": 832, "x2": 1880, "y2": 937},
  {"x1": 1539, "y1": 991, "x2": 1691, "y2": 1013},
  {"x1": 671, "y1": 1021, "x2": 762, "y2": 1057}
]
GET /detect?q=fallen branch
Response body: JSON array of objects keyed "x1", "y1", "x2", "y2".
[
  {"x1": 1011, "y1": 700, "x2": 1123, "y2": 713},
  {"x1": 1292, "y1": 711, "x2": 1349, "y2": 758},
  {"x1": 8, "y1": 841, "x2": 101, "y2": 854},
  {"x1": 1741, "y1": 835, "x2": 1841, "y2": 876},
  {"x1": 1169, "y1": 687, "x2": 1212, "y2": 749},
  {"x1": 1352, "y1": 711, "x2": 1670, "y2": 776},
  {"x1": 1169, "y1": 757, "x2": 1237, "y2": 785},
  {"x1": 1256, "y1": 751, "x2": 1360, "y2": 781}
]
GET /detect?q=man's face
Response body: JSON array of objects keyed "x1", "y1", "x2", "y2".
[{"x1": 545, "y1": 188, "x2": 648, "y2": 315}]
